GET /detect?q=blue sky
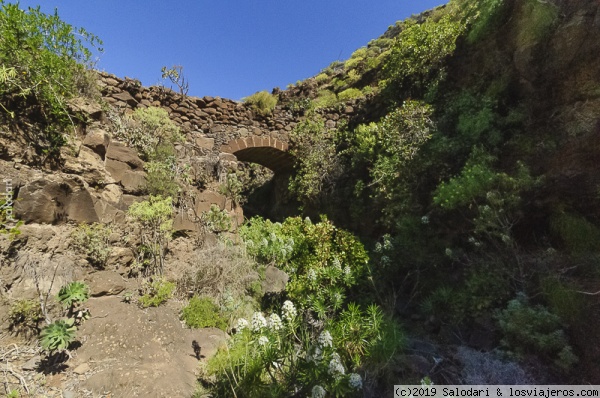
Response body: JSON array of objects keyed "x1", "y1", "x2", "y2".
[{"x1": 9, "y1": 1, "x2": 447, "y2": 100}]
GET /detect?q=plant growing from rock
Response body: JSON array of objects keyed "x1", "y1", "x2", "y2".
[
  {"x1": 70, "y1": 222, "x2": 112, "y2": 268},
  {"x1": 161, "y1": 64, "x2": 189, "y2": 97},
  {"x1": 127, "y1": 195, "x2": 173, "y2": 275},
  {"x1": 202, "y1": 204, "x2": 231, "y2": 233},
  {"x1": 138, "y1": 277, "x2": 175, "y2": 308},
  {"x1": 8, "y1": 299, "x2": 43, "y2": 336},
  {"x1": 57, "y1": 281, "x2": 90, "y2": 323},
  {"x1": 0, "y1": 2, "x2": 102, "y2": 157},
  {"x1": 243, "y1": 90, "x2": 278, "y2": 116}
]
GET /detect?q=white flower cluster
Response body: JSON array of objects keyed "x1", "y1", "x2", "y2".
[
  {"x1": 421, "y1": 215, "x2": 430, "y2": 224},
  {"x1": 307, "y1": 346, "x2": 323, "y2": 363},
  {"x1": 332, "y1": 257, "x2": 342, "y2": 271},
  {"x1": 317, "y1": 330, "x2": 333, "y2": 348},
  {"x1": 311, "y1": 385, "x2": 326, "y2": 398},
  {"x1": 235, "y1": 318, "x2": 248, "y2": 333},
  {"x1": 258, "y1": 335, "x2": 269, "y2": 346},
  {"x1": 282, "y1": 300, "x2": 297, "y2": 321},
  {"x1": 251, "y1": 312, "x2": 267, "y2": 332},
  {"x1": 348, "y1": 373, "x2": 363, "y2": 390},
  {"x1": 343, "y1": 266, "x2": 351, "y2": 277},
  {"x1": 328, "y1": 355, "x2": 345, "y2": 378},
  {"x1": 268, "y1": 313, "x2": 283, "y2": 331},
  {"x1": 307, "y1": 268, "x2": 317, "y2": 281}
]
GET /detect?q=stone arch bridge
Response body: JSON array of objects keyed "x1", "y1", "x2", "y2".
[{"x1": 220, "y1": 136, "x2": 295, "y2": 174}]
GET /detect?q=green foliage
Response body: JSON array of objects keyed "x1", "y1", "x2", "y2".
[
  {"x1": 181, "y1": 296, "x2": 228, "y2": 330},
  {"x1": 145, "y1": 157, "x2": 180, "y2": 198},
  {"x1": 39, "y1": 319, "x2": 77, "y2": 352},
  {"x1": 496, "y1": 294, "x2": 578, "y2": 371},
  {"x1": 9, "y1": 299, "x2": 42, "y2": 333},
  {"x1": 202, "y1": 204, "x2": 232, "y2": 233},
  {"x1": 383, "y1": 13, "x2": 464, "y2": 97},
  {"x1": 550, "y1": 212, "x2": 600, "y2": 254},
  {"x1": 241, "y1": 216, "x2": 368, "y2": 319},
  {"x1": 70, "y1": 222, "x2": 112, "y2": 268},
  {"x1": 348, "y1": 100, "x2": 433, "y2": 223},
  {"x1": 57, "y1": 281, "x2": 89, "y2": 306},
  {"x1": 218, "y1": 172, "x2": 244, "y2": 206},
  {"x1": 541, "y1": 277, "x2": 584, "y2": 326},
  {"x1": 337, "y1": 88, "x2": 363, "y2": 102},
  {"x1": 515, "y1": 0, "x2": 558, "y2": 47},
  {"x1": 463, "y1": 0, "x2": 506, "y2": 43},
  {"x1": 127, "y1": 195, "x2": 173, "y2": 275},
  {"x1": 204, "y1": 303, "x2": 368, "y2": 397},
  {"x1": 244, "y1": 90, "x2": 278, "y2": 116},
  {"x1": 0, "y1": 197, "x2": 22, "y2": 239},
  {"x1": 161, "y1": 64, "x2": 189, "y2": 96},
  {"x1": 313, "y1": 89, "x2": 339, "y2": 109},
  {"x1": 110, "y1": 106, "x2": 181, "y2": 161},
  {"x1": 289, "y1": 113, "x2": 341, "y2": 206},
  {"x1": 315, "y1": 73, "x2": 329, "y2": 83},
  {"x1": 139, "y1": 277, "x2": 175, "y2": 308},
  {"x1": 0, "y1": 1, "x2": 101, "y2": 152}
]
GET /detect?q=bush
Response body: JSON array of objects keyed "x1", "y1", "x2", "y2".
[
  {"x1": 70, "y1": 222, "x2": 112, "y2": 268},
  {"x1": 241, "y1": 216, "x2": 368, "y2": 319},
  {"x1": 337, "y1": 88, "x2": 363, "y2": 102},
  {"x1": 127, "y1": 195, "x2": 173, "y2": 275},
  {"x1": 109, "y1": 106, "x2": 181, "y2": 161},
  {"x1": 139, "y1": 278, "x2": 175, "y2": 307},
  {"x1": 202, "y1": 204, "x2": 232, "y2": 233},
  {"x1": 496, "y1": 294, "x2": 578, "y2": 371},
  {"x1": 0, "y1": 2, "x2": 101, "y2": 154},
  {"x1": 243, "y1": 91, "x2": 277, "y2": 116},
  {"x1": 181, "y1": 296, "x2": 227, "y2": 330},
  {"x1": 8, "y1": 299, "x2": 43, "y2": 335}
]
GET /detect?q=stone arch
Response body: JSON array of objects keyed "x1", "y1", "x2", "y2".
[{"x1": 221, "y1": 136, "x2": 295, "y2": 173}]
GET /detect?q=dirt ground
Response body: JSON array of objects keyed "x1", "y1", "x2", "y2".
[{"x1": 1, "y1": 295, "x2": 228, "y2": 398}]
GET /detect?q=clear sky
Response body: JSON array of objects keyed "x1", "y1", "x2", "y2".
[{"x1": 7, "y1": 1, "x2": 447, "y2": 100}]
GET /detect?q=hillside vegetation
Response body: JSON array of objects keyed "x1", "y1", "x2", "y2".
[{"x1": 1, "y1": 0, "x2": 600, "y2": 396}]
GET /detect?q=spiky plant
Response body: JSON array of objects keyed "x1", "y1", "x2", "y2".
[{"x1": 39, "y1": 319, "x2": 76, "y2": 352}]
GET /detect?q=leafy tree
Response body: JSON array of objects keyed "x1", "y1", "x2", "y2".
[{"x1": 0, "y1": 1, "x2": 102, "y2": 154}]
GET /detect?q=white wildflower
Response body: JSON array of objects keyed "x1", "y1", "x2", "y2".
[
  {"x1": 328, "y1": 356, "x2": 345, "y2": 378},
  {"x1": 251, "y1": 312, "x2": 267, "y2": 332},
  {"x1": 307, "y1": 268, "x2": 317, "y2": 281},
  {"x1": 348, "y1": 373, "x2": 363, "y2": 390},
  {"x1": 311, "y1": 385, "x2": 326, "y2": 398},
  {"x1": 445, "y1": 248, "x2": 453, "y2": 257},
  {"x1": 308, "y1": 346, "x2": 323, "y2": 363},
  {"x1": 268, "y1": 313, "x2": 283, "y2": 331},
  {"x1": 317, "y1": 330, "x2": 333, "y2": 348},
  {"x1": 421, "y1": 215, "x2": 429, "y2": 224},
  {"x1": 282, "y1": 300, "x2": 297, "y2": 321},
  {"x1": 332, "y1": 257, "x2": 342, "y2": 270},
  {"x1": 235, "y1": 318, "x2": 248, "y2": 333},
  {"x1": 343, "y1": 266, "x2": 351, "y2": 276},
  {"x1": 258, "y1": 335, "x2": 269, "y2": 346}
]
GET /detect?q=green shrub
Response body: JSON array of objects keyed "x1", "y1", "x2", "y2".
[
  {"x1": 496, "y1": 294, "x2": 578, "y2": 371},
  {"x1": 181, "y1": 296, "x2": 227, "y2": 330},
  {"x1": 71, "y1": 222, "x2": 112, "y2": 268},
  {"x1": 515, "y1": 0, "x2": 558, "y2": 47},
  {"x1": 289, "y1": 113, "x2": 342, "y2": 206},
  {"x1": 9, "y1": 299, "x2": 42, "y2": 334},
  {"x1": 110, "y1": 106, "x2": 181, "y2": 161},
  {"x1": 313, "y1": 89, "x2": 338, "y2": 109},
  {"x1": 241, "y1": 216, "x2": 368, "y2": 319},
  {"x1": 383, "y1": 13, "x2": 464, "y2": 96},
  {"x1": 337, "y1": 88, "x2": 363, "y2": 102},
  {"x1": 218, "y1": 172, "x2": 244, "y2": 206},
  {"x1": 0, "y1": 2, "x2": 102, "y2": 154},
  {"x1": 139, "y1": 278, "x2": 175, "y2": 307},
  {"x1": 315, "y1": 73, "x2": 329, "y2": 83},
  {"x1": 550, "y1": 212, "x2": 600, "y2": 254},
  {"x1": 243, "y1": 90, "x2": 277, "y2": 116},
  {"x1": 205, "y1": 302, "x2": 369, "y2": 397},
  {"x1": 127, "y1": 195, "x2": 173, "y2": 275},
  {"x1": 202, "y1": 204, "x2": 232, "y2": 233}
]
